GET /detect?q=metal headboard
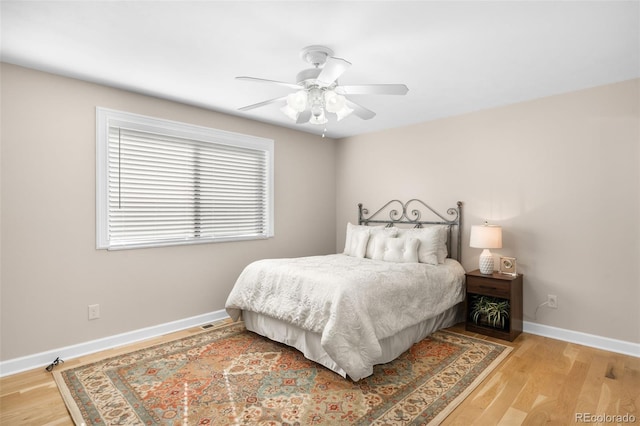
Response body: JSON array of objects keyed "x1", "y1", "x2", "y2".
[{"x1": 358, "y1": 199, "x2": 463, "y2": 262}]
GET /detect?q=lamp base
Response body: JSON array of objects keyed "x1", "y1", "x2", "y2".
[{"x1": 478, "y1": 249, "x2": 494, "y2": 274}]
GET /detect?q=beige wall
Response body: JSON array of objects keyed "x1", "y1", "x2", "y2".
[
  {"x1": 0, "y1": 63, "x2": 336, "y2": 360},
  {"x1": 2, "y1": 63, "x2": 638, "y2": 363},
  {"x1": 336, "y1": 79, "x2": 640, "y2": 344}
]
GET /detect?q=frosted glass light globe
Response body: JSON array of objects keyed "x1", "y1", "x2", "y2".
[{"x1": 286, "y1": 91, "x2": 308, "y2": 112}]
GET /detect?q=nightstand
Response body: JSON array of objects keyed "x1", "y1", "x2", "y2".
[{"x1": 465, "y1": 269, "x2": 523, "y2": 341}]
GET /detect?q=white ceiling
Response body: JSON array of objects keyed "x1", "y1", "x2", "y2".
[{"x1": 2, "y1": 1, "x2": 638, "y2": 138}]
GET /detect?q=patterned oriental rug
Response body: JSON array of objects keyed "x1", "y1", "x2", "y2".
[{"x1": 54, "y1": 321, "x2": 511, "y2": 425}]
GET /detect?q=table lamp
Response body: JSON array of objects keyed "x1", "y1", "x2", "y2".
[{"x1": 470, "y1": 222, "x2": 502, "y2": 274}]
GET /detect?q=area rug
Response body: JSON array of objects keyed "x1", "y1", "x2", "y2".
[{"x1": 53, "y1": 321, "x2": 511, "y2": 425}]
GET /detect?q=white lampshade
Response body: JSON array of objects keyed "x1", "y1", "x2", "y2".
[
  {"x1": 470, "y1": 223, "x2": 502, "y2": 274},
  {"x1": 470, "y1": 224, "x2": 502, "y2": 249}
]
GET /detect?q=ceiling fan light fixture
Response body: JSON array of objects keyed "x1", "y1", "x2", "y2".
[
  {"x1": 309, "y1": 109, "x2": 328, "y2": 125},
  {"x1": 237, "y1": 46, "x2": 408, "y2": 127},
  {"x1": 286, "y1": 90, "x2": 308, "y2": 112},
  {"x1": 280, "y1": 104, "x2": 300, "y2": 121},
  {"x1": 324, "y1": 90, "x2": 345, "y2": 113},
  {"x1": 324, "y1": 90, "x2": 353, "y2": 121},
  {"x1": 335, "y1": 104, "x2": 354, "y2": 121}
]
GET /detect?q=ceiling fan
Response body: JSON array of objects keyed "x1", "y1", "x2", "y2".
[{"x1": 236, "y1": 45, "x2": 409, "y2": 125}]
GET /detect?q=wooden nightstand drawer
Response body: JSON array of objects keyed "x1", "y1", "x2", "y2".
[{"x1": 466, "y1": 277, "x2": 511, "y2": 298}]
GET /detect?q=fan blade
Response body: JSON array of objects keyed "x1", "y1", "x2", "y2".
[
  {"x1": 296, "y1": 110, "x2": 312, "y2": 124},
  {"x1": 236, "y1": 76, "x2": 301, "y2": 90},
  {"x1": 336, "y1": 84, "x2": 409, "y2": 96},
  {"x1": 345, "y1": 99, "x2": 376, "y2": 120},
  {"x1": 238, "y1": 96, "x2": 287, "y2": 111},
  {"x1": 317, "y1": 57, "x2": 351, "y2": 86}
]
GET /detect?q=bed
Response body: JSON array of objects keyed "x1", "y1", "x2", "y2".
[{"x1": 225, "y1": 199, "x2": 465, "y2": 381}]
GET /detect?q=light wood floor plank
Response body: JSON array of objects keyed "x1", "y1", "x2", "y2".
[
  {"x1": 553, "y1": 359, "x2": 589, "y2": 424},
  {"x1": 575, "y1": 353, "x2": 607, "y2": 415}
]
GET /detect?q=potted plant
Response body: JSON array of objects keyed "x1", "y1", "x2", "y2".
[{"x1": 470, "y1": 295, "x2": 510, "y2": 330}]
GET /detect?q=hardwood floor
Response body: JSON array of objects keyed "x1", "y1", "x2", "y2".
[{"x1": 1, "y1": 323, "x2": 638, "y2": 425}]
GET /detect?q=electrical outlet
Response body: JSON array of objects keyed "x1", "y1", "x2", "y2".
[
  {"x1": 547, "y1": 295, "x2": 558, "y2": 309},
  {"x1": 88, "y1": 304, "x2": 100, "y2": 320}
]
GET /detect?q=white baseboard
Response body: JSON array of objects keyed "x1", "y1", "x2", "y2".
[
  {"x1": 523, "y1": 321, "x2": 639, "y2": 358},
  {"x1": 0, "y1": 309, "x2": 230, "y2": 378}
]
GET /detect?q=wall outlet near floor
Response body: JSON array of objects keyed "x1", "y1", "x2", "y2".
[
  {"x1": 88, "y1": 304, "x2": 100, "y2": 320},
  {"x1": 547, "y1": 295, "x2": 558, "y2": 309}
]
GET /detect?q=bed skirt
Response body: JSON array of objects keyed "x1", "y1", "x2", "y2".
[{"x1": 242, "y1": 302, "x2": 464, "y2": 380}]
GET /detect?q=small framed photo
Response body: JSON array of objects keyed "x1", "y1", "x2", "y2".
[{"x1": 499, "y1": 256, "x2": 517, "y2": 276}]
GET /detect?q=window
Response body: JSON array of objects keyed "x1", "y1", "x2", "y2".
[{"x1": 96, "y1": 108, "x2": 274, "y2": 250}]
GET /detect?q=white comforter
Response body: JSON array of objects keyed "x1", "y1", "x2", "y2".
[{"x1": 225, "y1": 254, "x2": 465, "y2": 380}]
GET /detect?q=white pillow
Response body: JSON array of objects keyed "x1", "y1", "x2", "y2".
[
  {"x1": 343, "y1": 223, "x2": 370, "y2": 258},
  {"x1": 344, "y1": 223, "x2": 398, "y2": 259},
  {"x1": 425, "y1": 225, "x2": 449, "y2": 263},
  {"x1": 365, "y1": 227, "x2": 398, "y2": 258},
  {"x1": 396, "y1": 227, "x2": 446, "y2": 265},
  {"x1": 372, "y1": 237, "x2": 420, "y2": 263}
]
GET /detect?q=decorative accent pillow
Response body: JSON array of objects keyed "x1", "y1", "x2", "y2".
[
  {"x1": 395, "y1": 226, "x2": 447, "y2": 265},
  {"x1": 343, "y1": 223, "x2": 371, "y2": 258},
  {"x1": 365, "y1": 226, "x2": 398, "y2": 258},
  {"x1": 344, "y1": 223, "x2": 398, "y2": 259},
  {"x1": 372, "y1": 237, "x2": 420, "y2": 263}
]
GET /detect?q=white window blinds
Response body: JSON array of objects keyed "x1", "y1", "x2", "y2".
[{"x1": 96, "y1": 108, "x2": 274, "y2": 250}]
